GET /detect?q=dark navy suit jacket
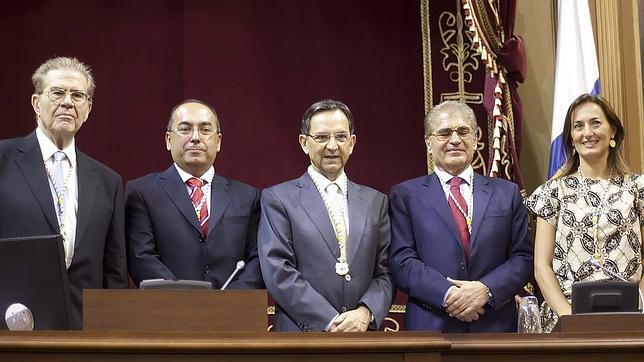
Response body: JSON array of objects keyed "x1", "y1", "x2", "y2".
[
  {"x1": 0, "y1": 132, "x2": 128, "y2": 329},
  {"x1": 389, "y1": 172, "x2": 533, "y2": 332},
  {"x1": 125, "y1": 165, "x2": 263, "y2": 289}
]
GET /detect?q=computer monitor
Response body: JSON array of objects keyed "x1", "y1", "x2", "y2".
[
  {"x1": 0, "y1": 235, "x2": 72, "y2": 330},
  {"x1": 571, "y1": 280, "x2": 639, "y2": 314}
]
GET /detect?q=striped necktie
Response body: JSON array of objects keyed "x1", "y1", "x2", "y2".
[{"x1": 186, "y1": 177, "x2": 209, "y2": 237}]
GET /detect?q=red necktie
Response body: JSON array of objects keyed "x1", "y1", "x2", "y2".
[
  {"x1": 448, "y1": 177, "x2": 470, "y2": 261},
  {"x1": 186, "y1": 177, "x2": 209, "y2": 237}
]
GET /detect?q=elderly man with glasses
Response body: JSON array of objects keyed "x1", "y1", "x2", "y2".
[
  {"x1": 125, "y1": 99, "x2": 264, "y2": 290},
  {"x1": 388, "y1": 100, "x2": 533, "y2": 333},
  {"x1": 258, "y1": 99, "x2": 393, "y2": 332},
  {"x1": 0, "y1": 57, "x2": 128, "y2": 329}
]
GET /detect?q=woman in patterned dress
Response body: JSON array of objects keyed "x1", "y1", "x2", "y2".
[{"x1": 525, "y1": 94, "x2": 644, "y2": 332}]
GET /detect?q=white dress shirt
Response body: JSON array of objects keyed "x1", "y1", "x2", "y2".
[
  {"x1": 433, "y1": 165, "x2": 474, "y2": 205},
  {"x1": 36, "y1": 127, "x2": 78, "y2": 268},
  {"x1": 174, "y1": 164, "x2": 215, "y2": 215},
  {"x1": 307, "y1": 165, "x2": 350, "y2": 233}
]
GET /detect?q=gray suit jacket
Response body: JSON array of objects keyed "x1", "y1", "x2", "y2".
[{"x1": 258, "y1": 173, "x2": 393, "y2": 332}]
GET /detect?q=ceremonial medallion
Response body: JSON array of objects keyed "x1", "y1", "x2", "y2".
[{"x1": 335, "y1": 262, "x2": 349, "y2": 276}]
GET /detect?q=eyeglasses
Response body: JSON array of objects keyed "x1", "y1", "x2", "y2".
[
  {"x1": 41, "y1": 87, "x2": 91, "y2": 106},
  {"x1": 168, "y1": 125, "x2": 218, "y2": 138},
  {"x1": 429, "y1": 126, "x2": 473, "y2": 141},
  {"x1": 305, "y1": 133, "x2": 350, "y2": 144}
]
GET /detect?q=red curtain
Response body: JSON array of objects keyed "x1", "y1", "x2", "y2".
[
  {"x1": 0, "y1": 0, "x2": 425, "y2": 192},
  {"x1": 462, "y1": 0, "x2": 526, "y2": 189}
]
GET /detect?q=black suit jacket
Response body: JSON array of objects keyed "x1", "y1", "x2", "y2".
[
  {"x1": 125, "y1": 165, "x2": 263, "y2": 289},
  {"x1": 0, "y1": 132, "x2": 128, "y2": 329}
]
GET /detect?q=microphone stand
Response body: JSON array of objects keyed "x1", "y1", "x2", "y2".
[{"x1": 220, "y1": 260, "x2": 246, "y2": 290}]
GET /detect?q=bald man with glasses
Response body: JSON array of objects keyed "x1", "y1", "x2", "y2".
[{"x1": 125, "y1": 99, "x2": 264, "y2": 290}]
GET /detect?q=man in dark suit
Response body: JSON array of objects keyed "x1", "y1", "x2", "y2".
[
  {"x1": 0, "y1": 57, "x2": 128, "y2": 329},
  {"x1": 389, "y1": 101, "x2": 533, "y2": 333},
  {"x1": 126, "y1": 100, "x2": 263, "y2": 289},
  {"x1": 258, "y1": 99, "x2": 393, "y2": 332}
]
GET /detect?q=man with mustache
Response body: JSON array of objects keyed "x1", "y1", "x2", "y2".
[
  {"x1": 388, "y1": 101, "x2": 533, "y2": 332},
  {"x1": 258, "y1": 99, "x2": 393, "y2": 332},
  {"x1": 0, "y1": 57, "x2": 128, "y2": 329},
  {"x1": 125, "y1": 100, "x2": 263, "y2": 290}
]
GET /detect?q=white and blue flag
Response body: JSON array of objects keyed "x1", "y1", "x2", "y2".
[{"x1": 548, "y1": 0, "x2": 600, "y2": 178}]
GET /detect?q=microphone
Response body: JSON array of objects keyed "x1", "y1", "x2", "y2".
[
  {"x1": 220, "y1": 260, "x2": 245, "y2": 290},
  {"x1": 590, "y1": 259, "x2": 644, "y2": 313}
]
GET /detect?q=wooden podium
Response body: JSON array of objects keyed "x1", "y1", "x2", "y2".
[
  {"x1": 552, "y1": 313, "x2": 644, "y2": 332},
  {"x1": 83, "y1": 289, "x2": 267, "y2": 332}
]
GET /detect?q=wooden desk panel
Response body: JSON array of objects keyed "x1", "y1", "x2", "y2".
[
  {"x1": 0, "y1": 331, "x2": 446, "y2": 362},
  {"x1": 2, "y1": 331, "x2": 644, "y2": 361},
  {"x1": 444, "y1": 332, "x2": 644, "y2": 362},
  {"x1": 83, "y1": 289, "x2": 268, "y2": 333}
]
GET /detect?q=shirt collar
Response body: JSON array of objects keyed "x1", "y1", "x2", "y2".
[
  {"x1": 433, "y1": 165, "x2": 473, "y2": 186},
  {"x1": 36, "y1": 127, "x2": 77, "y2": 169},
  {"x1": 174, "y1": 164, "x2": 215, "y2": 185},
  {"x1": 307, "y1": 165, "x2": 348, "y2": 196}
]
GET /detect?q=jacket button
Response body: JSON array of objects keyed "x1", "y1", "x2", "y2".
[
  {"x1": 341, "y1": 306, "x2": 347, "y2": 312},
  {"x1": 204, "y1": 266, "x2": 211, "y2": 274},
  {"x1": 460, "y1": 262, "x2": 466, "y2": 270},
  {"x1": 345, "y1": 274, "x2": 351, "y2": 282}
]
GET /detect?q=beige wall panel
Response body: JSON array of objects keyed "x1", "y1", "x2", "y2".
[{"x1": 515, "y1": 0, "x2": 556, "y2": 194}]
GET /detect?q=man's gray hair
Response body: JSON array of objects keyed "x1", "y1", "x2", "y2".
[
  {"x1": 32, "y1": 57, "x2": 96, "y2": 97},
  {"x1": 423, "y1": 101, "x2": 477, "y2": 136}
]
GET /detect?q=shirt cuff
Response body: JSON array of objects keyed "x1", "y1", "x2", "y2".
[
  {"x1": 442, "y1": 286, "x2": 457, "y2": 307},
  {"x1": 483, "y1": 283, "x2": 495, "y2": 308},
  {"x1": 324, "y1": 313, "x2": 340, "y2": 331}
]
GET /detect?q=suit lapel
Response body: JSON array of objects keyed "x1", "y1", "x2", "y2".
[
  {"x1": 14, "y1": 133, "x2": 58, "y2": 231},
  {"x1": 208, "y1": 175, "x2": 231, "y2": 233},
  {"x1": 346, "y1": 180, "x2": 366, "y2": 264},
  {"x1": 159, "y1": 166, "x2": 202, "y2": 233},
  {"x1": 297, "y1": 174, "x2": 340, "y2": 258},
  {"x1": 469, "y1": 173, "x2": 492, "y2": 252},
  {"x1": 421, "y1": 174, "x2": 462, "y2": 245},
  {"x1": 74, "y1": 151, "x2": 97, "y2": 248}
]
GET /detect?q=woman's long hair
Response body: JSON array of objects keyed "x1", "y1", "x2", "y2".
[{"x1": 554, "y1": 93, "x2": 630, "y2": 179}]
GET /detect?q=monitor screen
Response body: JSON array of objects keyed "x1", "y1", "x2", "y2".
[
  {"x1": 0, "y1": 235, "x2": 72, "y2": 330},
  {"x1": 571, "y1": 280, "x2": 639, "y2": 314}
]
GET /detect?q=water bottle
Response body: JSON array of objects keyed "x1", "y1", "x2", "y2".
[{"x1": 517, "y1": 295, "x2": 542, "y2": 333}]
